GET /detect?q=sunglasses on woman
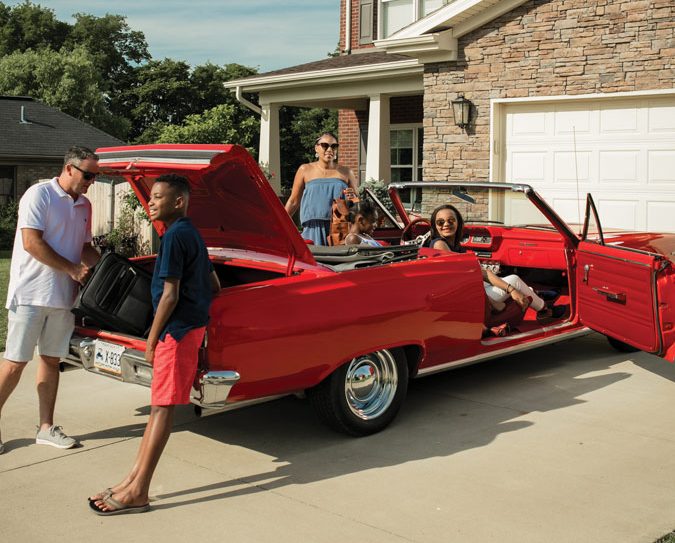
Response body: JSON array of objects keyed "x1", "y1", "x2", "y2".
[
  {"x1": 317, "y1": 142, "x2": 339, "y2": 151},
  {"x1": 435, "y1": 219, "x2": 457, "y2": 226},
  {"x1": 71, "y1": 164, "x2": 98, "y2": 181}
]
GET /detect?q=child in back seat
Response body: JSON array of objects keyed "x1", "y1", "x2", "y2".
[{"x1": 344, "y1": 200, "x2": 383, "y2": 248}]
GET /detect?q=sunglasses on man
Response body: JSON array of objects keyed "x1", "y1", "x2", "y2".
[
  {"x1": 71, "y1": 164, "x2": 98, "y2": 181},
  {"x1": 317, "y1": 142, "x2": 339, "y2": 151}
]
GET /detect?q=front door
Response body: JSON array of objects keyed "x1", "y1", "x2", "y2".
[{"x1": 576, "y1": 195, "x2": 675, "y2": 360}]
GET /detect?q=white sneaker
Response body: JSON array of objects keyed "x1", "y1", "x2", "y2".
[{"x1": 36, "y1": 425, "x2": 78, "y2": 449}]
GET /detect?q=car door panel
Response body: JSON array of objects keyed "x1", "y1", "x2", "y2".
[{"x1": 576, "y1": 242, "x2": 664, "y2": 354}]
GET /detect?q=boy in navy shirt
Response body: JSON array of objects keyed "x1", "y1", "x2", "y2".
[{"x1": 90, "y1": 173, "x2": 220, "y2": 515}]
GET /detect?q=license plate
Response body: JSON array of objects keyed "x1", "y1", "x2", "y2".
[{"x1": 93, "y1": 340, "x2": 125, "y2": 375}]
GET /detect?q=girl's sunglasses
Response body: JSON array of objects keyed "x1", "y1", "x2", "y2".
[
  {"x1": 317, "y1": 142, "x2": 339, "y2": 151},
  {"x1": 71, "y1": 164, "x2": 98, "y2": 181}
]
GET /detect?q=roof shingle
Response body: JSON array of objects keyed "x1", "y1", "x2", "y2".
[{"x1": 0, "y1": 96, "x2": 123, "y2": 159}]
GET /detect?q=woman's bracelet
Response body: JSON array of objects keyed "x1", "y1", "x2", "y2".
[{"x1": 507, "y1": 284, "x2": 514, "y2": 294}]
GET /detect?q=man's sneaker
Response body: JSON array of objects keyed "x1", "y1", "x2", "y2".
[{"x1": 36, "y1": 425, "x2": 77, "y2": 449}]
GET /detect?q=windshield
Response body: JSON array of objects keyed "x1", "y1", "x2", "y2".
[{"x1": 388, "y1": 185, "x2": 557, "y2": 229}]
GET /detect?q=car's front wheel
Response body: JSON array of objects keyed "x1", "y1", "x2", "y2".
[{"x1": 308, "y1": 348, "x2": 409, "y2": 436}]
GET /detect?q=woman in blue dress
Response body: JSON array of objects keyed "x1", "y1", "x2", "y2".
[{"x1": 285, "y1": 132, "x2": 358, "y2": 245}]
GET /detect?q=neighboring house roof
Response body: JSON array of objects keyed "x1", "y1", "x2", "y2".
[{"x1": 0, "y1": 96, "x2": 123, "y2": 160}]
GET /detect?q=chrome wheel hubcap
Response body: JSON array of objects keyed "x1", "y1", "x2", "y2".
[{"x1": 344, "y1": 350, "x2": 398, "y2": 420}]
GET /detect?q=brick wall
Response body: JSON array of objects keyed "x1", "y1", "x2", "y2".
[
  {"x1": 340, "y1": 0, "x2": 378, "y2": 52},
  {"x1": 423, "y1": 0, "x2": 675, "y2": 185},
  {"x1": 16, "y1": 163, "x2": 61, "y2": 196},
  {"x1": 338, "y1": 109, "x2": 361, "y2": 175}
]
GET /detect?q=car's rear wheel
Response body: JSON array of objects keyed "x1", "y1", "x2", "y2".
[
  {"x1": 606, "y1": 335, "x2": 640, "y2": 353},
  {"x1": 308, "y1": 348, "x2": 408, "y2": 436}
]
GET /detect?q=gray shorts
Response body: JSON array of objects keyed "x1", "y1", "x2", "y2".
[{"x1": 4, "y1": 305, "x2": 75, "y2": 362}]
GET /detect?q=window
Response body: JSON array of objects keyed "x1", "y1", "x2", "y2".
[
  {"x1": 0, "y1": 166, "x2": 15, "y2": 205},
  {"x1": 380, "y1": 0, "x2": 450, "y2": 38},
  {"x1": 391, "y1": 126, "x2": 423, "y2": 210}
]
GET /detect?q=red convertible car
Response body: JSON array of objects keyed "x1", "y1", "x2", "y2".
[{"x1": 64, "y1": 144, "x2": 675, "y2": 436}]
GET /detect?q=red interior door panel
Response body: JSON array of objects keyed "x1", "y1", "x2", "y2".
[{"x1": 576, "y1": 242, "x2": 661, "y2": 353}]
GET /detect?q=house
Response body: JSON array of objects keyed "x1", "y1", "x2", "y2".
[
  {"x1": 0, "y1": 96, "x2": 123, "y2": 204},
  {"x1": 226, "y1": 0, "x2": 675, "y2": 232}
]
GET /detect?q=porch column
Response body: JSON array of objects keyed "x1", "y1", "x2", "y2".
[
  {"x1": 365, "y1": 94, "x2": 391, "y2": 183},
  {"x1": 259, "y1": 102, "x2": 281, "y2": 193}
]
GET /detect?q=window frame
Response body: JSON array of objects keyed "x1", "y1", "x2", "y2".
[
  {"x1": 390, "y1": 123, "x2": 423, "y2": 210},
  {"x1": 378, "y1": 0, "x2": 449, "y2": 39}
]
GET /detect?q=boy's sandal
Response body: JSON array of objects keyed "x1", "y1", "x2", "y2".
[{"x1": 88, "y1": 488, "x2": 113, "y2": 503}]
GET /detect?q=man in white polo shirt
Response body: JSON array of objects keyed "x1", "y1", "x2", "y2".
[{"x1": 0, "y1": 146, "x2": 101, "y2": 454}]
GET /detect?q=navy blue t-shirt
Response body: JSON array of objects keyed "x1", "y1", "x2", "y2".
[{"x1": 151, "y1": 217, "x2": 214, "y2": 341}]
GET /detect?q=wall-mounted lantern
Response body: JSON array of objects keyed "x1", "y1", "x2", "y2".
[{"x1": 451, "y1": 93, "x2": 472, "y2": 129}]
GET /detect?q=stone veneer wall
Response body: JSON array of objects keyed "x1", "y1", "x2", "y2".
[{"x1": 423, "y1": 0, "x2": 674, "y2": 217}]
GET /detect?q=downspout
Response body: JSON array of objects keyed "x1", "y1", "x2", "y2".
[
  {"x1": 345, "y1": 0, "x2": 351, "y2": 54},
  {"x1": 235, "y1": 86, "x2": 262, "y2": 116}
]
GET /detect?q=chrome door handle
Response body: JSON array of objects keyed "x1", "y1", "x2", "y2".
[
  {"x1": 592, "y1": 287, "x2": 626, "y2": 305},
  {"x1": 583, "y1": 264, "x2": 591, "y2": 284}
]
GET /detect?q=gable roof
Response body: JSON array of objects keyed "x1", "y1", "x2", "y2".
[{"x1": 0, "y1": 96, "x2": 123, "y2": 160}]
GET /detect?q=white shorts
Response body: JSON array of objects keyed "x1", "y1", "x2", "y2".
[{"x1": 4, "y1": 305, "x2": 75, "y2": 362}]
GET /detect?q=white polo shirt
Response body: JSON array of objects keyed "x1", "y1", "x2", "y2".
[{"x1": 6, "y1": 177, "x2": 92, "y2": 310}]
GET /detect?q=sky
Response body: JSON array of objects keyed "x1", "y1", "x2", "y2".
[{"x1": 8, "y1": 0, "x2": 341, "y2": 72}]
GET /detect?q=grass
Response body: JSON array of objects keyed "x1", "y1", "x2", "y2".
[{"x1": 0, "y1": 250, "x2": 10, "y2": 351}]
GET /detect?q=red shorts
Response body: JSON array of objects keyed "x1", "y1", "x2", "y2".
[{"x1": 151, "y1": 327, "x2": 206, "y2": 406}]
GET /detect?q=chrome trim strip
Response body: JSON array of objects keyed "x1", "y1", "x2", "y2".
[
  {"x1": 194, "y1": 394, "x2": 289, "y2": 417},
  {"x1": 99, "y1": 157, "x2": 211, "y2": 166},
  {"x1": 580, "y1": 248, "x2": 657, "y2": 267},
  {"x1": 415, "y1": 328, "x2": 592, "y2": 377}
]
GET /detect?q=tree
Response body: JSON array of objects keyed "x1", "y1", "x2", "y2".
[
  {"x1": 65, "y1": 13, "x2": 149, "y2": 84},
  {"x1": 0, "y1": 1, "x2": 69, "y2": 55},
  {"x1": 279, "y1": 107, "x2": 338, "y2": 189},
  {"x1": 0, "y1": 46, "x2": 127, "y2": 136},
  {"x1": 125, "y1": 58, "x2": 195, "y2": 141},
  {"x1": 156, "y1": 104, "x2": 259, "y2": 154}
]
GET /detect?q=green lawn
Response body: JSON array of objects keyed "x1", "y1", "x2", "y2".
[{"x1": 0, "y1": 250, "x2": 10, "y2": 350}]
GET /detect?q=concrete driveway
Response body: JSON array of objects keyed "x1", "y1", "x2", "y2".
[{"x1": 1, "y1": 333, "x2": 675, "y2": 543}]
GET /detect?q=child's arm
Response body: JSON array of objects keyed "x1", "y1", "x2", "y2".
[{"x1": 145, "y1": 278, "x2": 180, "y2": 364}]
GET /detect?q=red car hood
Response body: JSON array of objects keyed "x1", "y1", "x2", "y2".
[{"x1": 96, "y1": 144, "x2": 316, "y2": 271}]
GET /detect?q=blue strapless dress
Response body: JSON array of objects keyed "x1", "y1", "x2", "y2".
[{"x1": 299, "y1": 177, "x2": 348, "y2": 246}]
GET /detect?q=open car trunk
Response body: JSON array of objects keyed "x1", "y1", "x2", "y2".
[{"x1": 74, "y1": 256, "x2": 286, "y2": 339}]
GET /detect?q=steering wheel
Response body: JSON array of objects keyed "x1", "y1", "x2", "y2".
[{"x1": 400, "y1": 217, "x2": 431, "y2": 244}]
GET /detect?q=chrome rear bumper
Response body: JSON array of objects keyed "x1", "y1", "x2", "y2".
[{"x1": 64, "y1": 334, "x2": 240, "y2": 408}]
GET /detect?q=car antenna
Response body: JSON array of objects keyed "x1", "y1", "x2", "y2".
[{"x1": 573, "y1": 126, "x2": 582, "y2": 235}]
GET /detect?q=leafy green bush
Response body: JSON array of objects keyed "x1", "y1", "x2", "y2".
[
  {"x1": 93, "y1": 191, "x2": 150, "y2": 258},
  {"x1": 0, "y1": 200, "x2": 18, "y2": 250}
]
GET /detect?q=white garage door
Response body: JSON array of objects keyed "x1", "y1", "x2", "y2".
[{"x1": 503, "y1": 96, "x2": 675, "y2": 233}]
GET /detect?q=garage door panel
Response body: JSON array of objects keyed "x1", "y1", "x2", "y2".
[
  {"x1": 504, "y1": 96, "x2": 675, "y2": 233},
  {"x1": 511, "y1": 151, "x2": 546, "y2": 182},
  {"x1": 511, "y1": 110, "x2": 549, "y2": 136},
  {"x1": 648, "y1": 150, "x2": 675, "y2": 184},
  {"x1": 599, "y1": 150, "x2": 640, "y2": 183},
  {"x1": 554, "y1": 108, "x2": 592, "y2": 135},
  {"x1": 647, "y1": 201, "x2": 675, "y2": 231},
  {"x1": 600, "y1": 102, "x2": 640, "y2": 133},
  {"x1": 596, "y1": 199, "x2": 639, "y2": 230},
  {"x1": 648, "y1": 101, "x2": 675, "y2": 132},
  {"x1": 554, "y1": 151, "x2": 591, "y2": 183}
]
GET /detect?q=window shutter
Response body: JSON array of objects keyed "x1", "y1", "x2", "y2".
[{"x1": 359, "y1": 0, "x2": 374, "y2": 44}]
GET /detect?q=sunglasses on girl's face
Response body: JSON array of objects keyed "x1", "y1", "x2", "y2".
[
  {"x1": 435, "y1": 219, "x2": 457, "y2": 226},
  {"x1": 317, "y1": 142, "x2": 339, "y2": 151},
  {"x1": 71, "y1": 164, "x2": 98, "y2": 181}
]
